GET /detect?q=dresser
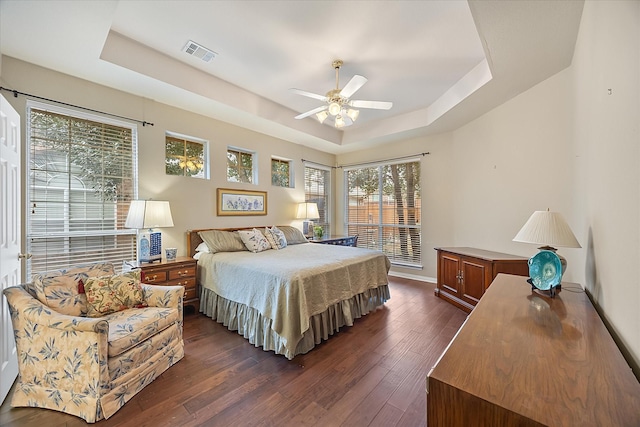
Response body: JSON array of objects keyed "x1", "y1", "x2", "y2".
[
  {"x1": 427, "y1": 273, "x2": 640, "y2": 426},
  {"x1": 435, "y1": 247, "x2": 529, "y2": 312},
  {"x1": 139, "y1": 256, "x2": 199, "y2": 312}
]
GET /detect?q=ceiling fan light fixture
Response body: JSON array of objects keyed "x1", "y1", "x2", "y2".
[
  {"x1": 334, "y1": 115, "x2": 345, "y2": 128},
  {"x1": 347, "y1": 108, "x2": 360, "y2": 122},
  {"x1": 316, "y1": 110, "x2": 329, "y2": 123},
  {"x1": 328, "y1": 102, "x2": 341, "y2": 116}
]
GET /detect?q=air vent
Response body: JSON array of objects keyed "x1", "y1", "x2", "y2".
[{"x1": 182, "y1": 40, "x2": 217, "y2": 63}]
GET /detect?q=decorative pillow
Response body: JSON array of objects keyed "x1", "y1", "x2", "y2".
[
  {"x1": 84, "y1": 270, "x2": 146, "y2": 317},
  {"x1": 199, "y1": 230, "x2": 247, "y2": 253},
  {"x1": 31, "y1": 262, "x2": 115, "y2": 316},
  {"x1": 195, "y1": 242, "x2": 210, "y2": 253},
  {"x1": 277, "y1": 225, "x2": 309, "y2": 245},
  {"x1": 265, "y1": 226, "x2": 287, "y2": 250},
  {"x1": 238, "y1": 228, "x2": 272, "y2": 253}
]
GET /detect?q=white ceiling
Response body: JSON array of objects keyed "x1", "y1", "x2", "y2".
[{"x1": 0, "y1": 0, "x2": 584, "y2": 154}]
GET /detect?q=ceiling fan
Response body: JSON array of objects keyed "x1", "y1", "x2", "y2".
[{"x1": 291, "y1": 59, "x2": 393, "y2": 128}]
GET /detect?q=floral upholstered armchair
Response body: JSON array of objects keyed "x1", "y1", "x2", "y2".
[{"x1": 2, "y1": 262, "x2": 184, "y2": 423}]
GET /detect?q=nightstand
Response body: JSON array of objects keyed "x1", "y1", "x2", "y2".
[
  {"x1": 309, "y1": 235, "x2": 358, "y2": 247},
  {"x1": 139, "y1": 256, "x2": 199, "y2": 313}
]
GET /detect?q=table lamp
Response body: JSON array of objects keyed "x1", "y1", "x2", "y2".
[
  {"x1": 296, "y1": 202, "x2": 320, "y2": 238},
  {"x1": 513, "y1": 209, "x2": 581, "y2": 293},
  {"x1": 125, "y1": 200, "x2": 174, "y2": 263}
]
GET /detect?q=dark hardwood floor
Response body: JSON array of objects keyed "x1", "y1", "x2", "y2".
[{"x1": 0, "y1": 277, "x2": 466, "y2": 427}]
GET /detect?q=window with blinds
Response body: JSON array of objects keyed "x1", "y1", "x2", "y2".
[
  {"x1": 345, "y1": 159, "x2": 421, "y2": 267},
  {"x1": 304, "y1": 164, "x2": 330, "y2": 234},
  {"x1": 27, "y1": 104, "x2": 138, "y2": 276}
]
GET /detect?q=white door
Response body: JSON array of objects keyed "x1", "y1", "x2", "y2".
[{"x1": 0, "y1": 94, "x2": 21, "y2": 404}]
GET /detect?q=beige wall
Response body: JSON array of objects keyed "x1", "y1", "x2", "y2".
[
  {"x1": 572, "y1": 0, "x2": 640, "y2": 374},
  {"x1": 0, "y1": 57, "x2": 335, "y2": 259}
]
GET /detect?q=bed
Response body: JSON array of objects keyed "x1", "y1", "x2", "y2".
[{"x1": 187, "y1": 226, "x2": 391, "y2": 359}]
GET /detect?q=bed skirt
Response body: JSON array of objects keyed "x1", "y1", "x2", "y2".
[{"x1": 199, "y1": 284, "x2": 390, "y2": 360}]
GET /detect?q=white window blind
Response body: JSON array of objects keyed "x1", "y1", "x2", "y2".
[
  {"x1": 345, "y1": 160, "x2": 421, "y2": 267},
  {"x1": 304, "y1": 164, "x2": 331, "y2": 234},
  {"x1": 27, "y1": 104, "x2": 138, "y2": 276}
]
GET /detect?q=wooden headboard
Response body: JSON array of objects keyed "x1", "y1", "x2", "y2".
[{"x1": 186, "y1": 226, "x2": 264, "y2": 258}]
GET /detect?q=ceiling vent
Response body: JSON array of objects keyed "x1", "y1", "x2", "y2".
[{"x1": 182, "y1": 40, "x2": 217, "y2": 63}]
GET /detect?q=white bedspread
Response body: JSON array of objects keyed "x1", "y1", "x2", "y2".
[{"x1": 197, "y1": 243, "x2": 390, "y2": 353}]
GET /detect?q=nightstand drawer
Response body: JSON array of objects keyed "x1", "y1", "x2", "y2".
[
  {"x1": 183, "y1": 287, "x2": 198, "y2": 300},
  {"x1": 167, "y1": 277, "x2": 195, "y2": 288},
  {"x1": 169, "y1": 266, "x2": 195, "y2": 280},
  {"x1": 143, "y1": 271, "x2": 168, "y2": 283}
]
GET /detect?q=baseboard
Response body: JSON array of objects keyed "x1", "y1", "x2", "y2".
[{"x1": 388, "y1": 270, "x2": 436, "y2": 284}]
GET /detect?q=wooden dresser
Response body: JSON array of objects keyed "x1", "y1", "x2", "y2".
[
  {"x1": 435, "y1": 247, "x2": 529, "y2": 312},
  {"x1": 139, "y1": 256, "x2": 199, "y2": 312},
  {"x1": 427, "y1": 273, "x2": 640, "y2": 426}
]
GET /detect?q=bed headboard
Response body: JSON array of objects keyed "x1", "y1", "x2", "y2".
[{"x1": 186, "y1": 226, "x2": 262, "y2": 258}]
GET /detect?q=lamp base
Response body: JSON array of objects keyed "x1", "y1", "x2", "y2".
[
  {"x1": 139, "y1": 230, "x2": 162, "y2": 263},
  {"x1": 302, "y1": 220, "x2": 314, "y2": 238},
  {"x1": 537, "y1": 246, "x2": 565, "y2": 290}
]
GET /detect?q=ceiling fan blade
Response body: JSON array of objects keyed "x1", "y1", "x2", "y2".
[
  {"x1": 294, "y1": 105, "x2": 328, "y2": 120},
  {"x1": 339, "y1": 75, "x2": 367, "y2": 98},
  {"x1": 349, "y1": 100, "x2": 393, "y2": 110},
  {"x1": 290, "y1": 88, "x2": 327, "y2": 101}
]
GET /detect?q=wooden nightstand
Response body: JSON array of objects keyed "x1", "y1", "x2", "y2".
[
  {"x1": 309, "y1": 235, "x2": 358, "y2": 247},
  {"x1": 139, "y1": 256, "x2": 199, "y2": 313}
]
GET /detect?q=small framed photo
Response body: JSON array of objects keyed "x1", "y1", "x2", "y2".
[{"x1": 216, "y1": 188, "x2": 267, "y2": 216}]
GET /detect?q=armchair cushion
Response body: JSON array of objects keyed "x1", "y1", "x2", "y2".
[
  {"x1": 30, "y1": 262, "x2": 115, "y2": 317},
  {"x1": 105, "y1": 306, "x2": 179, "y2": 357},
  {"x1": 85, "y1": 270, "x2": 145, "y2": 317}
]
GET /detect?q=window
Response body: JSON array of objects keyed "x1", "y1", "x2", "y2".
[
  {"x1": 271, "y1": 157, "x2": 292, "y2": 187},
  {"x1": 27, "y1": 103, "x2": 138, "y2": 276},
  {"x1": 165, "y1": 133, "x2": 207, "y2": 178},
  {"x1": 227, "y1": 147, "x2": 255, "y2": 183},
  {"x1": 304, "y1": 164, "x2": 331, "y2": 234},
  {"x1": 345, "y1": 160, "x2": 421, "y2": 267}
]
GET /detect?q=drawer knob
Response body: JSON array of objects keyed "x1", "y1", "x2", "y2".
[{"x1": 148, "y1": 274, "x2": 158, "y2": 282}]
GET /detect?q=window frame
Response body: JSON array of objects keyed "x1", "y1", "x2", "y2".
[
  {"x1": 165, "y1": 131, "x2": 208, "y2": 179},
  {"x1": 26, "y1": 101, "x2": 138, "y2": 277},
  {"x1": 304, "y1": 163, "x2": 331, "y2": 235},
  {"x1": 227, "y1": 146, "x2": 257, "y2": 184},
  {"x1": 271, "y1": 156, "x2": 293, "y2": 188}
]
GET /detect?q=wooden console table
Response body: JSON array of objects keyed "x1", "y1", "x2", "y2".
[{"x1": 427, "y1": 273, "x2": 640, "y2": 426}]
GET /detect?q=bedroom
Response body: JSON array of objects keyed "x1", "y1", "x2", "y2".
[{"x1": 0, "y1": 0, "x2": 638, "y2": 425}]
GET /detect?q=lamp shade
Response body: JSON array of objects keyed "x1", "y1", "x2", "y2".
[
  {"x1": 513, "y1": 210, "x2": 581, "y2": 248},
  {"x1": 125, "y1": 200, "x2": 174, "y2": 229},
  {"x1": 296, "y1": 202, "x2": 320, "y2": 220}
]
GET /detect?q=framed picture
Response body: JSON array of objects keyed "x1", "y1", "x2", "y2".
[{"x1": 216, "y1": 188, "x2": 267, "y2": 216}]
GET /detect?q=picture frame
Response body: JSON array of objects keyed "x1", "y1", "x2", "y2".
[{"x1": 216, "y1": 188, "x2": 267, "y2": 216}]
